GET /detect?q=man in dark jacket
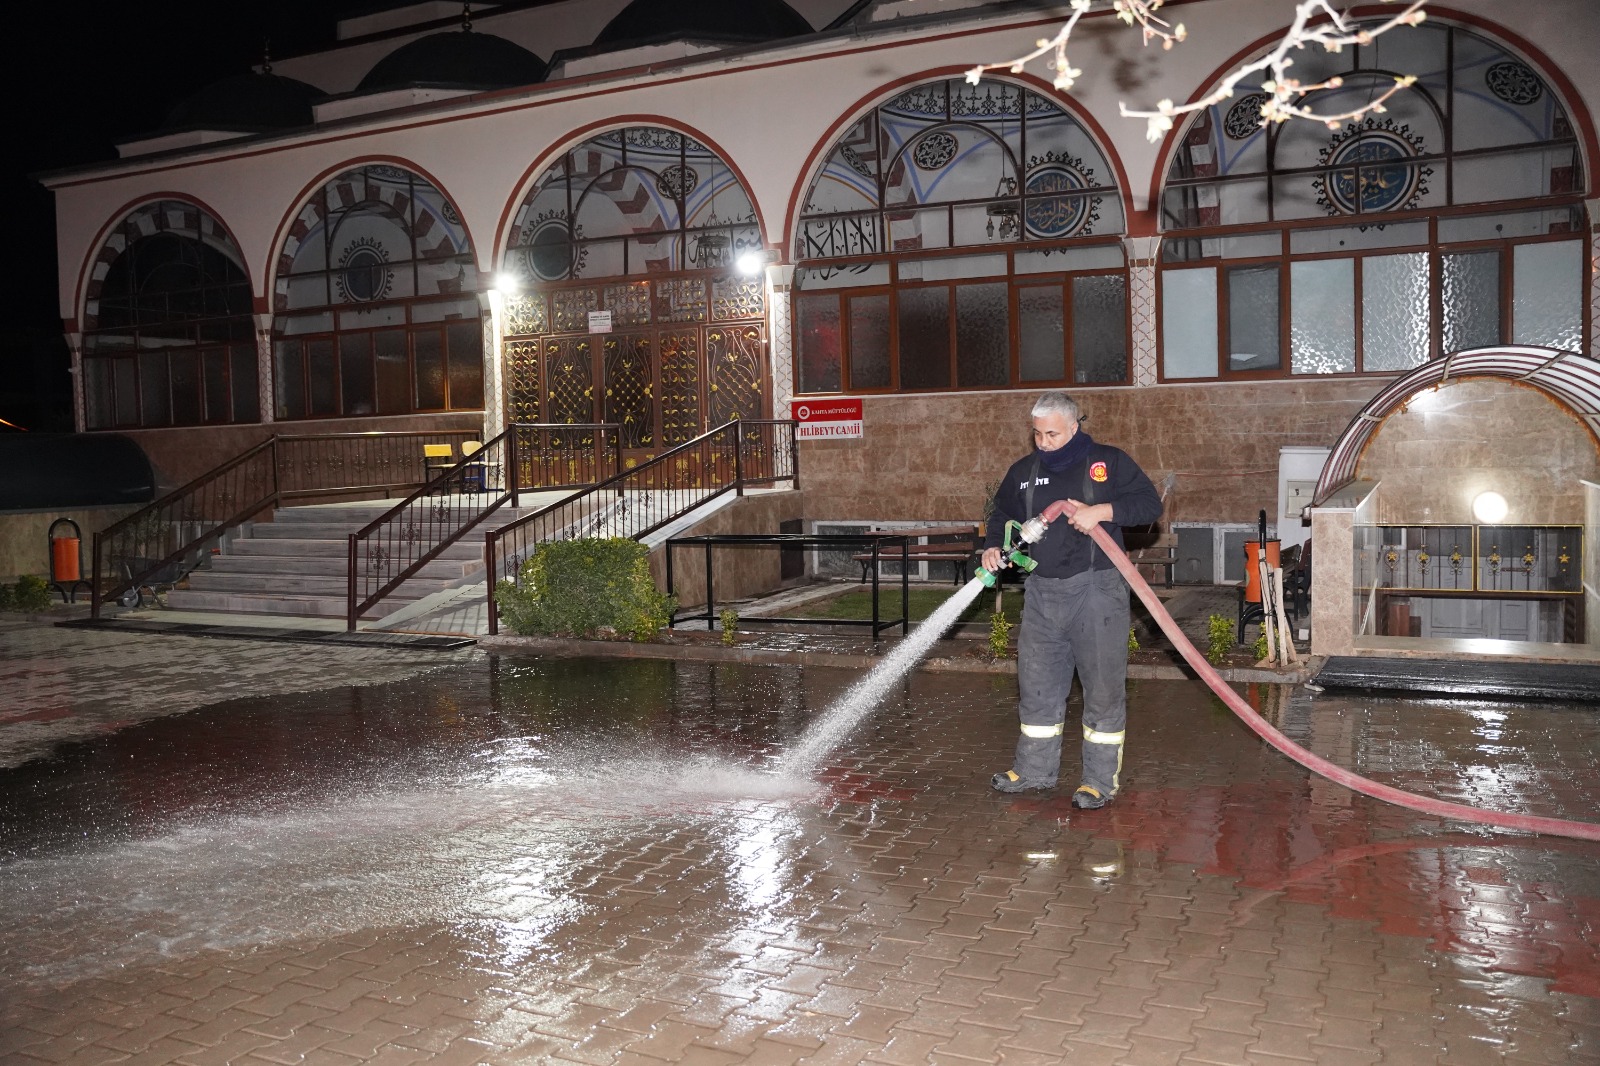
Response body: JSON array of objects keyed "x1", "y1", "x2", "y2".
[{"x1": 983, "y1": 392, "x2": 1162, "y2": 808}]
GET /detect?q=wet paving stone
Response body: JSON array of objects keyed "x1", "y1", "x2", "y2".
[{"x1": 0, "y1": 633, "x2": 1597, "y2": 1064}]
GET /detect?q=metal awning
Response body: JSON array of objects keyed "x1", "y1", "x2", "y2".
[{"x1": 1314, "y1": 346, "x2": 1600, "y2": 505}]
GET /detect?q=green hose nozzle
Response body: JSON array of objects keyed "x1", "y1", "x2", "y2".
[{"x1": 975, "y1": 518, "x2": 1045, "y2": 587}]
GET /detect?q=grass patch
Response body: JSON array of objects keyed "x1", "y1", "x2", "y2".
[{"x1": 795, "y1": 585, "x2": 1024, "y2": 625}]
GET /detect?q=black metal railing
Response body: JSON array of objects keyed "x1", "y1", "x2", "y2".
[
  {"x1": 345, "y1": 423, "x2": 622, "y2": 629},
  {"x1": 92, "y1": 428, "x2": 487, "y2": 620},
  {"x1": 485, "y1": 418, "x2": 798, "y2": 635}
]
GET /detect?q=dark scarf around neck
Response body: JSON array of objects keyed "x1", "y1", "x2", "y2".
[{"x1": 1037, "y1": 429, "x2": 1095, "y2": 472}]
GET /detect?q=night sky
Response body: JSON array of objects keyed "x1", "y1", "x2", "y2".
[{"x1": 5, "y1": 2, "x2": 365, "y2": 430}]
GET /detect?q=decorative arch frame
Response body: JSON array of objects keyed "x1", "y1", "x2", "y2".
[
  {"x1": 492, "y1": 116, "x2": 771, "y2": 275},
  {"x1": 76, "y1": 194, "x2": 250, "y2": 335},
  {"x1": 1145, "y1": 6, "x2": 1599, "y2": 216},
  {"x1": 784, "y1": 67, "x2": 1135, "y2": 261},
  {"x1": 265, "y1": 156, "x2": 479, "y2": 314},
  {"x1": 264, "y1": 157, "x2": 486, "y2": 422},
  {"x1": 1315, "y1": 344, "x2": 1600, "y2": 503}
]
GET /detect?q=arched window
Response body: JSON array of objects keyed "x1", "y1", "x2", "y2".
[
  {"x1": 1158, "y1": 22, "x2": 1587, "y2": 380},
  {"x1": 272, "y1": 164, "x2": 483, "y2": 420},
  {"x1": 794, "y1": 77, "x2": 1128, "y2": 395},
  {"x1": 498, "y1": 127, "x2": 768, "y2": 456},
  {"x1": 82, "y1": 201, "x2": 257, "y2": 430}
]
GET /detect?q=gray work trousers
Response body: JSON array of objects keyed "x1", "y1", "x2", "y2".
[{"x1": 1011, "y1": 567, "x2": 1130, "y2": 794}]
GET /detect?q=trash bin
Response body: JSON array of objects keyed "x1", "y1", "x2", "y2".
[
  {"x1": 48, "y1": 517, "x2": 91, "y2": 603},
  {"x1": 1241, "y1": 540, "x2": 1280, "y2": 604}
]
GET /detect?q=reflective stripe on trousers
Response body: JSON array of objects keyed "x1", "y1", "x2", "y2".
[{"x1": 1011, "y1": 567, "x2": 1130, "y2": 794}]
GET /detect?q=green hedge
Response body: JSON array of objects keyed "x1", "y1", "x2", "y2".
[{"x1": 495, "y1": 538, "x2": 674, "y2": 641}]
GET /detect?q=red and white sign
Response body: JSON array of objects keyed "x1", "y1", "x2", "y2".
[{"x1": 791, "y1": 398, "x2": 863, "y2": 440}]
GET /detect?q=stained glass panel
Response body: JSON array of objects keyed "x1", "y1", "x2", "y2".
[
  {"x1": 1161, "y1": 268, "x2": 1219, "y2": 380},
  {"x1": 796, "y1": 294, "x2": 842, "y2": 393},
  {"x1": 1227, "y1": 265, "x2": 1280, "y2": 372},
  {"x1": 1362, "y1": 253, "x2": 1430, "y2": 371},
  {"x1": 848, "y1": 294, "x2": 891, "y2": 389},
  {"x1": 1289, "y1": 259, "x2": 1355, "y2": 374},
  {"x1": 898, "y1": 287, "x2": 951, "y2": 390},
  {"x1": 1441, "y1": 251, "x2": 1501, "y2": 352},
  {"x1": 956, "y1": 283, "x2": 1009, "y2": 388},
  {"x1": 1072, "y1": 276, "x2": 1128, "y2": 383},
  {"x1": 1512, "y1": 240, "x2": 1583, "y2": 351},
  {"x1": 1019, "y1": 286, "x2": 1064, "y2": 382}
]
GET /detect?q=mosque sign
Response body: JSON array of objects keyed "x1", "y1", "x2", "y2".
[{"x1": 791, "y1": 399, "x2": 863, "y2": 440}]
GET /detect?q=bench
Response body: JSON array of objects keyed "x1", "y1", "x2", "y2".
[
  {"x1": 852, "y1": 525, "x2": 982, "y2": 586},
  {"x1": 1127, "y1": 545, "x2": 1177, "y2": 589}
]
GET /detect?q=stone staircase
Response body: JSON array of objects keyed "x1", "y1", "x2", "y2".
[{"x1": 164, "y1": 501, "x2": 509, "y2": 622}]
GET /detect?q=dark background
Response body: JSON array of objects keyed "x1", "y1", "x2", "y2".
[{"x1": 5, "y1": 2, "x2": 362, "y2": 432}]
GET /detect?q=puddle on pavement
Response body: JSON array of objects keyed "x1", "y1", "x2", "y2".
[{"x1": 0, "y1": 656, "x2": 1596, "y2": 1000}]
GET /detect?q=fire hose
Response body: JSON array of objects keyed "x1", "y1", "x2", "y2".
[{"x1": 989, "y1": 500, "x2": 1600, "y2": 843}]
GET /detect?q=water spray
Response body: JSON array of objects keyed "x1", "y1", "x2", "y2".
[{"x1": 999, "y1": 499, "x2": 1600, "y2": 843}]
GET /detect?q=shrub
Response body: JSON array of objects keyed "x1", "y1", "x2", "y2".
[
  {"x1": 719, "y1": 607, "x2": 739, "y2": 646},
  {"x1": 988, "y1": 610, "x2": 1014, "y2": 660},
  {"x1": 0, "y1": 583, "x2": 12, "y2": 611},
  {"x1": 1127, "y1": 625, "x2": 1140, "y2": 652},
  {"x1": 495, "y1": 538, "x2": 674, "y2": 641},
  {"x1": 1206, "y1": 614, "x2": 1236, "y2": 665},
  {"x1": 6, "y1": 576, "x2": 53, "y2": 613},
  {"x1": 1253, "y1": 631, "x2": 1270, "y2": 662}
]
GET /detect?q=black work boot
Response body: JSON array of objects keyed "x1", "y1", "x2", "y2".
[
  {"x1": 991, "y1": 770, "x2": 1055, "y2": 793},
  {"x1": 1071, "y1": 785, "x2": 1111, "y2": 809}
]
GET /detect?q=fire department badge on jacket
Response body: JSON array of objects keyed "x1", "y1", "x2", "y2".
[{"x1": 1090, "y1": 461, "x2": 1108, "y2": 482}]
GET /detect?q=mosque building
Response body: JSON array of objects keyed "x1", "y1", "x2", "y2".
[{"x1": 40, "y1": 0, "x2": 1600, "y2": 646}]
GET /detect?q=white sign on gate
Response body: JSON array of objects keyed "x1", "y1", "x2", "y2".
[{"x1": 587, "y1": 310, "x2": 613, "y2": 334}]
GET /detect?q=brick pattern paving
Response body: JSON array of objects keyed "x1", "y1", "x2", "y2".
[
  {"x1": 0, "y1": 639, "x2": 1596, "y2": 1064},
  {"x1": 0, "y1": 619, "x2": 473, "y2": 768}
]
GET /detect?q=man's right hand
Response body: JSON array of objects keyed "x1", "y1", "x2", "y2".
[{"x1": 982, "y1": 547, "x2": 1004, "y2": 572}]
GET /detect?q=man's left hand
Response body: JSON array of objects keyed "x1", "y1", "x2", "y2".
[{"x1": 1067, "y1": 501, "x2": 1114, "y2": 533}]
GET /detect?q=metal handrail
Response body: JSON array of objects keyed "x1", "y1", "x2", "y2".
[
  {"x1": 484, "y1": 418, "x2": 799, "y2": 635},
  {"x1": 343, "y1": 423, "x2": 621, "y2": 629},
  {"x1": 90, "y1": 428, "x2": 475, "y2": 620}
]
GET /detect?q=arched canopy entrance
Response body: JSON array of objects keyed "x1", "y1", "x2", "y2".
[
  {"x1": 1316, "y1": 345, "x2": 1600, "y2": 503},
  {"x1": 498, "y1": 125, "x2": 769, "y2": 457}
]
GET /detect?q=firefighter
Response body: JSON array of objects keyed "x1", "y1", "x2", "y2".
[{"x1": 982, "y1": 392, "x2": 1162, "y2": 809}]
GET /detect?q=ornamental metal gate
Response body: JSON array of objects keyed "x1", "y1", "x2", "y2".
[{"x1": 501, "y1": 275, "x2": 768, "y2": 466}]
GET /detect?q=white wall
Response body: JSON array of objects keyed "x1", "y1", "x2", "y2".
[{"x1": 47, "y1": 0, "x2": 1600, "y2": 329}]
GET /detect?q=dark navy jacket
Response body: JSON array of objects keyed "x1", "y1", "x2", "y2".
[{"x1": 983, "y1": 442, "x2": 1162, "y2": 579}]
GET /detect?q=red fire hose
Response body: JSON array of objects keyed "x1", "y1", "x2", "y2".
[{"x1": 1037, "y1": 499, "x2": 1600, "y2": 843}]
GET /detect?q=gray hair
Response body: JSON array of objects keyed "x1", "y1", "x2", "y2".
[{"x1": 1030, "y1": 391, "x2": 1083, "y2": 425}]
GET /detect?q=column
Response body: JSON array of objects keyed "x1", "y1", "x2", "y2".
[
  {"x1": 254, "y1": 312, "x2": 275, "y2": 424},
  {"x1": 481, "y1": 291, "x2": 503, "y2": 440},
  {"x1": 65, "y1": 328, "x2": 85, "y2": 433},
  {"x1": 766, "y1": 263, "x2": 795, "y2": 417},
  {"x1": 1122, "y1": 235, "x2": 1161, "y2": 387}
]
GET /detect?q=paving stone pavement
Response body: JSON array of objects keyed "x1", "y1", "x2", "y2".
[
  {"x1": 0, "y1": 618, "x2": 477, "y2": 768},
  {"x1": 0, "y1": 623, "x2": 1597, "y2": 1065}
]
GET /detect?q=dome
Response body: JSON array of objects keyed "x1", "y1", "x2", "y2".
[
  {"x1": 357, "y1": 30, "x2": 547, "y2": 92},
  {"x1": 595, "y1": 0, "x2": 812, "y2": 46},
  {"x1": 162, "y1": 72, "x2": 324, "y2": 132}
]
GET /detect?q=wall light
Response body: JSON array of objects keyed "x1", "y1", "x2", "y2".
[
  {"x1": 493, "y1": 272, "x2": 522, "y2": 294},
  {"x1": 736, "y1": 248, "x2": 780, "y2": 277},
  {"x1": 1472, "y1": 490, "x2": 1508, "y2": 524}
]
